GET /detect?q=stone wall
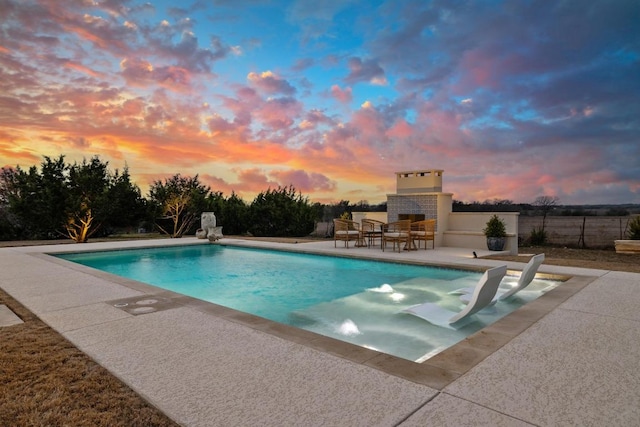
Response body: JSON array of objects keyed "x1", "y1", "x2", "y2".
[
  {"x1": 519, "y1": 216, "x2": 636, "y2": 248},
  {"x1": 387, "y1": 194, "x2": 438, "y2": 223}
]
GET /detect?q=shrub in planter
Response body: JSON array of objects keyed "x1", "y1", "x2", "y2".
[
  {"x1": 483, "y1": 215, "x2": 507, "y2": 251},
  {"x1": 627, "y1": 216, "x2": 640, "y2": 240}
]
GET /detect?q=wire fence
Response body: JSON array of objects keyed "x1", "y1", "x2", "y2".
[{"x1": 519, "y1": 216, "x2": 637, "y2": 248}]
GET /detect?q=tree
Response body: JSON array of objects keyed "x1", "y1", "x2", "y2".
[
  {"x1": 65, "y1": 157, "x2": 112, "y2": 242},
  {"x1": 103, "y1": 166, "x2": 148, "y2": 231},
  {"x1": 248, "y1": 186, "x2": 316, "y2": 237},
  {"x1": 218, "y1": 192, "x2": 248, "y2": 235},
  {"x1": 321, "y1": 200, "x2": 351, "y2": 221},
  {"x1": 0, "y1": 168, "x2": 19, "y2": 240},
  {"x1": 59, "y1": 156, "x2": 146, "y2": 242},
  {"x1": 0, "y1": 156, "x2": 149, "y2": 242},
  {"x1": 533, "y1": 195, "x2": 559, "y2": 232},
  {"x1": 3, "y1": 156, "x2": 69, "y2": 239},
  {"x1": 148, "y1": 174, "x2": 210, "y2": 238}
]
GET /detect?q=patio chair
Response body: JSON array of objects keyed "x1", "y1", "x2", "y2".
[
  {"x1": 361, "y1": 218, "x2": 385, "y2": 248},
  {"x1": 333, "y1": 218, "x2": 364, "y2": 248},
  {"x1": 410, "y1": 219, "x2": 436, "y2": 250},
  {"x1": 402, "y1": 265, "x2": 507, "y2": 328},
  {"x1": 381, "y1": 219, "x2": 411, "y2": 252},
  {"x1": 454, "y1": 254, "x2": 545, "y2": 303}
]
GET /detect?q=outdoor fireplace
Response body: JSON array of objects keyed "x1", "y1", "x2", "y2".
[{"x1": 398, "y1": 214, "x2": 425, "y2": 222}]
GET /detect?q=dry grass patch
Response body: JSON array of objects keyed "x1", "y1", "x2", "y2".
[{"x1": 0, "y1": 290, "x2": 178, "y2": 427}]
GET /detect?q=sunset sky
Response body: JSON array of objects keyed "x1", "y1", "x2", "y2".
[{"x1": 1, "y1": 0, "x2": 639, "y2": 205}]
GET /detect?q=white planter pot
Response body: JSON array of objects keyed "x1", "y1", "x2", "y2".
[{"x1": 614, "y1": 240, "x2": 640, "y2": 254}]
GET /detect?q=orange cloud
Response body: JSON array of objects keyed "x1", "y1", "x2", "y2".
[{"x1": 0, "y1": 142, "x2": 41, "y2": 166}]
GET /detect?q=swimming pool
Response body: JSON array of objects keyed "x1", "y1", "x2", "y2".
[{"x1": 58, "y1": 244, "x2": 559, "y2": 362}]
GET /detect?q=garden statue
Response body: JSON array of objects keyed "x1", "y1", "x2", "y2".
[{"x1": 196, "y1": 212, "x2": 223, "y2": 242}]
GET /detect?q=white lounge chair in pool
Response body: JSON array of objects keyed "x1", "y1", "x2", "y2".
[
  {"x1": 402, "y1": 265, "x2": 507, "y2": 329},
  {"x1": 455, "y1": 254, "x2": 545, "y2": 304}
]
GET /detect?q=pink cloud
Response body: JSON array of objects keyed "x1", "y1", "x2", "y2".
[
  {"x1": 63, "y1": 61, "x2": 105, "y2": 78},
  {"x1": 199, "y1": 174, "x2": 235, "y2": 194},
  {"x1": 298, "y1": 109, "x2": 336, "y2": 130},
  {"x1": 55, "y1": 8, "x2": 136, "y2": 54},
  {"x1": 386, "y1": 119, "x2": 413, "y2": 138},
  {"x1": 247, "y1": 71, "x2": 296, "y2": 95},
  {"x1": 207, "y1": 114, "x2": 239, "y2": 134},
  {"x1": 350, "y1": 104, "x2": 386, "y2": 141},
  {"x1": 236, "y1": 168, "x2": 279, "y2": 192},
  {"x1": 330, "y1": 85, "x2": 352, "y2": 103},
  {"x1": 269, "y1": 169, "x2": 336, "y2": 192},
  {"x1": 120, "y1": 58, "x2": 192, "y2": 92},
  {"x1": 253, "y1": 97, "x2": 303, "y2": 130}
]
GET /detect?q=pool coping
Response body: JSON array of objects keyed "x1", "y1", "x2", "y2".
[{"x1": 38, "y1": 238, "x2": 596, "y2": 390}]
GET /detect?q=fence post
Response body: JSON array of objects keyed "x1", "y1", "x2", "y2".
[{"x1": 578, "y1": 216, "x2": 586, "y2": 248}]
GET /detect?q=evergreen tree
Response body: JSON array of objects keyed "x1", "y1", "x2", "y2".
[
  {"x1": 220, "y1": 192, "x2": 248, "y2": 235},
  {"x1": 248, "y1": 186, "x2": 315, "y2": 237},
  {"x1": 4, "y1": 156, "x2": 69, "y2": 239}
]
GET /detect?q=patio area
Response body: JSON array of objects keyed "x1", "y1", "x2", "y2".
[{"x1": 1, "y1": 237, "x2": 639, "y2": 426}]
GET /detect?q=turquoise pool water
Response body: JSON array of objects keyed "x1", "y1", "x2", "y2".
[{"x1": 58, "y1": 244, "x2": 559, "y2": 362}]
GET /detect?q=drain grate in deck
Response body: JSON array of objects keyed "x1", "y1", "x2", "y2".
[{"x1": 107, "y1": 295, "x2": 180, "y2": 316}]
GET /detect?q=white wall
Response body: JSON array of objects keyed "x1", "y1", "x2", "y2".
[
  {"x1": 444, "y1": 212, "x2": 519, "y2": 255},
  {"x1": 436, "y1": 193, "x2": 453, "y2": 247}
]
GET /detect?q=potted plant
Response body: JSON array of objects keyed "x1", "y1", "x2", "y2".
[
  {"x1": 484, "y1": 214, "x2": 507, "y2": 251},
  {"x1": 615, "y1": 215, "x2": 640, "y2": 254}
]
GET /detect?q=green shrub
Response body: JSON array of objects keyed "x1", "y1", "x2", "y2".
[
  {"x1": 627, "y1": 216, "x2": 640, "y2": 240},
  {"x1": 530, "y1": 226, "x2": 547, "y2": 245},
  {"x1": 248, "y1": 186, "x2": 316, "y2": 237},
  {"x1": 483, "y1": 215, "x2": 506, "y2": 237}
]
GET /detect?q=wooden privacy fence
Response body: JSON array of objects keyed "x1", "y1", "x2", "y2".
[{"x1": 519, "y1": 216, "x2": 637, "y2": 248}]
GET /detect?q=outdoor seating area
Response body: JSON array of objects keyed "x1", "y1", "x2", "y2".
[{"x1": 334, "y1": 217, "x2": 436, "y2": 252}]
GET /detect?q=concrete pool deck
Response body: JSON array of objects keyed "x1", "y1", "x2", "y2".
[{"x1": 1, "y1": 237, "x2": 639, "y2": 426}]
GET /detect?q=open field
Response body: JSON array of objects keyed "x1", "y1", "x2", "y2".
[{"x1": 1, "y1": 237, "x2": 639, "y2": 425}]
